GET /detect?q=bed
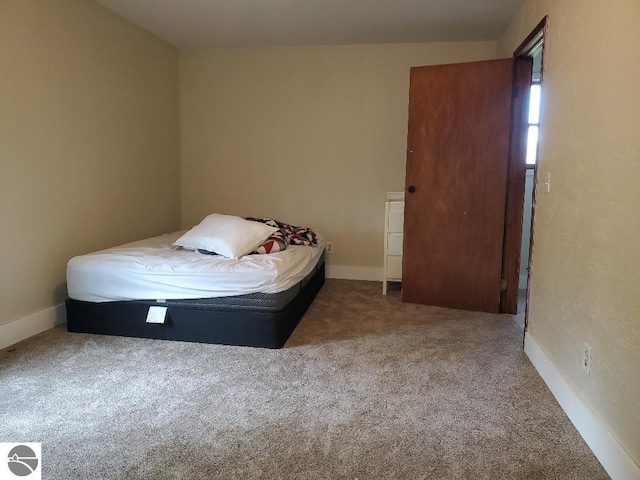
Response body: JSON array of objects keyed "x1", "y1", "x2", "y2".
[{"x1": 66, "y1": 216, "x2": 326, "y2": 348}]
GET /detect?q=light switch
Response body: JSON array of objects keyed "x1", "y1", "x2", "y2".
[{"x1": 544, "y1": 172, "x2": 551, "y2": 193}]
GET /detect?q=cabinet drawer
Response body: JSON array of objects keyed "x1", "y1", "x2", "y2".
[
  {"x1": 387, "y1": 233, "x2": 403, "y2": 256},
  {"x1": 388, "y1": 202, "x2": 404, "y2": 232},
  {"x1": 387, "y1": 255, "x2": 402, "y2": 279}
]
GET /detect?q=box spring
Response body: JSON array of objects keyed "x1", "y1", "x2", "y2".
[{"x1": 66, "y1": 262, "x2": 325, "y2": 349}]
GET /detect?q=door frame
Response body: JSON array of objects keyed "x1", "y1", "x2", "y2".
[{"x1": 499, "y1": 17, "x2": 548, "y2": 326}]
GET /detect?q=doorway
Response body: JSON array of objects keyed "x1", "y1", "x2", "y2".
[
  {"x1": 509, "y1": 17, "x2": 547, "y2": 332},
  {"x1": 400, "y1": 18, "x2": 547, "y2": 317},
  {"x1": 517, "y1": 49, "x2": 543, "y2": 317}
]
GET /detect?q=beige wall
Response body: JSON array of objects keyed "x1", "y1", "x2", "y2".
[
  {"x1": 0, "y1": 0, "x2": 180, "y2": 327},
  {"x1": 179, "y1": 42, "x2": 496, "y2": 271},
  {"x1": 499, "y1": 0, "x2": 640, "y2": 465}
]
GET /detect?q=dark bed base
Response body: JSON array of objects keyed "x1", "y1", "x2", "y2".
[{"x1": 66, "y1": 262, "x2": 325, "y2": 349}]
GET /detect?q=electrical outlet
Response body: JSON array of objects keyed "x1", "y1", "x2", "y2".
[
  {"x1": 582, "y1": 343, "x2": 592, "y2": 375},
  {"x1": 326, "y1": 242, "x2": 334, "y2": 254}
]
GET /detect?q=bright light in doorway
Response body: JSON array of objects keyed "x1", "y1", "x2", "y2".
[{"x1": 526, "y1": 84, "x2": 542, "y2": 165}]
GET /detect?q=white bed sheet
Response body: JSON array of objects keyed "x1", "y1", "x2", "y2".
[{"x1": 67, "y1": 231, "x2": 326, "y2": 303}]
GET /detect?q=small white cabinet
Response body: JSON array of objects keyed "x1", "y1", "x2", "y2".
[{"x1": 383, "y1": 192, "x2": 404, "y2": 294}]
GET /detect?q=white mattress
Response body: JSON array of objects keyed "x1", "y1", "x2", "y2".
[{"x1": 67, "y1": 231, "x2": 325, "y2": 303}]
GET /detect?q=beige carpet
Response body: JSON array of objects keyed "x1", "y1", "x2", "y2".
[{"x1": 0, "y1": 280, "x2": 608, "y2": 479}]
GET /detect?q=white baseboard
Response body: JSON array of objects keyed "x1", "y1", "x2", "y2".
[
  {"x1": 524, "y1": 333, "x2": 640, "y2": 480},
  {"x1": 325, "y1": 264, "x2": 383, "y2": 281},
  {"x1": 0, "y1": 304, "x2": 66, "y2": 350}
]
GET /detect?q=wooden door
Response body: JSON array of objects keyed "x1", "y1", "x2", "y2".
[
  {"x1": 500, "y1": 56, "x2": 534, "y2": 314},
  {"x1": 402, "y1": 59, "x2": 514, "y2": 313}
]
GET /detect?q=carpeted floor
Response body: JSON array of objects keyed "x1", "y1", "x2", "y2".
[{"x1": 0, "y1": 280, "x2": 608, "y2": 479}]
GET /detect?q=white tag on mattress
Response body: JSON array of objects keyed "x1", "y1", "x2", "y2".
[{"x1": 146, "y1": 306, "x2": 167, "y2": 324}]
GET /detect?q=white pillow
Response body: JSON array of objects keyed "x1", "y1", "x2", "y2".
[{"x1": 174, "y1": 214, "x2": 279, "y2": 259}]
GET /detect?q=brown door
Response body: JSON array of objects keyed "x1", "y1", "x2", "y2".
[
  {"x1": 402, "y1": 59, "x2": 514, "y2": 313},
  {"x1": 500, "y1": 56, "x2": 534, "y2": 314}
]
